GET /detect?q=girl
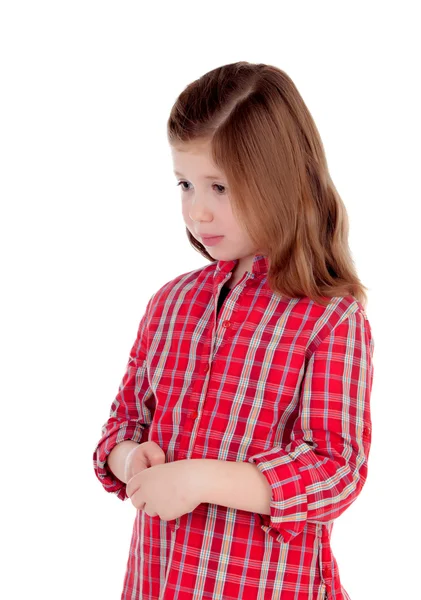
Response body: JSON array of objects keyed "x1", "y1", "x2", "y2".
[{"x1": 93, "y1": 61, "x2": 374, "y2": 600}]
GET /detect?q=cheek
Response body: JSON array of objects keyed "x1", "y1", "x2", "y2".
[
  {"x1": 181, "y1": 206, "x2": 189, "y2": 222},
  {"x1": 182, "y1": 204, "x2": 194, "y2": 225}
]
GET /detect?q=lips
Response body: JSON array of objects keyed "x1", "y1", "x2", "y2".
[{"x1": 200, "y1": 235, "x2": 224, "y2": 246}]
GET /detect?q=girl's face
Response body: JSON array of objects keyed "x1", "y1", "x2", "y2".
[{"x1": 171, "y1": 141, "x2": 260, "y2": 274}]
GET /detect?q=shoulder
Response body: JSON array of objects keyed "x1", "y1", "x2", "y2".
[
  {"x1": 146, "y1": 260, "x2": 217, "y2": 311},
  {"x1": 302, "y1": 295, "x2": 372, "y2": 357}
]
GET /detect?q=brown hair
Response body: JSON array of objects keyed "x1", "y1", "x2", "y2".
[{"x1": 167, "y1": 61, "x2": 370, "y2": 309}]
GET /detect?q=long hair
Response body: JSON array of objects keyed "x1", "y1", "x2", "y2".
[{"x1": 167, "y1": 61, "x2": 370, "y2": 308}]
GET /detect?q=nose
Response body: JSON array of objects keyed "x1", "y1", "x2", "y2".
[{"x1": 188, "y1": 195, "x2": 212, "y2": 223}]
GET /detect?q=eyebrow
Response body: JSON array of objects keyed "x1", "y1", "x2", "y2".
[{"x1": 174, "y1": 171, "x2": 223, "y2": 180}]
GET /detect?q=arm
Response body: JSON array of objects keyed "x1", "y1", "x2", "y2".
[
  {"x1": 107, "y1": 440, "x2": 140, "y2": 485},
  {"x1": 196, "y1": 308, "x2": 374, "y2": 544},
  {"x1": 92, "y1": 294, "x2": 156, "y2": 500},
  {"x1": 192, "y1": 459, "x2": 272, "y2": 515}
]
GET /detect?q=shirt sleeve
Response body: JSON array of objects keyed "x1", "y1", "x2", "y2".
[
  {"x1": 93, "y1": 294, "x2": 156, "y2": 501},
  {"x1": 248, "y1": 307, "x2": 374, "y2": 543}
]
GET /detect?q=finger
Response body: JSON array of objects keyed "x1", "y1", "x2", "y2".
[
  {"x1": 131, "y1": 490, "x2": 146, "y2": 511},
  {"x1": 151, "y1": 453, "x2": 166, "y2": 466},
  {"x1": 126, "y1": 476, "x2": 141, "y2": 499}
]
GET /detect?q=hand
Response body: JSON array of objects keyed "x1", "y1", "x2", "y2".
[
  {"x1": 124, "y1": 441, "x2": 166, "y2": 483},
  {"x1": 126, "y1": 459, "x2": 203, "y2": 522}
]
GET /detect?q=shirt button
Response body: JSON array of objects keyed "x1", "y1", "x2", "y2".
[
  {"x1": 190, "y1": 410, "x2": 198, "y2": 420},
  {"x1": 222, "y1": 320, "x2": 231, "y2": 328},
  {"x1": 363, "y1": 425, "x2": 371, "y2": 438},
  {"x1": 204, "y1": 364, "x2": 209, "y2": 372}
]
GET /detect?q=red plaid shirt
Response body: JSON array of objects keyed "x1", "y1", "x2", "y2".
[{"x1": 93, "y1": 254, "x2": 374, "y2": 600}]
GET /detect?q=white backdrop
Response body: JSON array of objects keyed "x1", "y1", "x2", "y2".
[{"x1": 1, "y1": 1, "x2": 419, "y2": 598}]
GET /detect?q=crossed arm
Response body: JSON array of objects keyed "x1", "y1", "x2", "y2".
[
  {"x1": 107, "y1": 441, "x2": 272, "y2": 515},
  {"x1": 189, "y1": 458, "x2": 272, "y2": 515}
]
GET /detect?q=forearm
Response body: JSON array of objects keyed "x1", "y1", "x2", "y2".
[
  {"x1": 107, "y1": 440, "x2": 140, "y2": 484},
  {"x1": 193, "y1": 459, "x2": 272, "y2": 515}
]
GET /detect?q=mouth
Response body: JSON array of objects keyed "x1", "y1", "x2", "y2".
[{"x1": 200, "y1": 235, "x2": 225, "y2": 246}]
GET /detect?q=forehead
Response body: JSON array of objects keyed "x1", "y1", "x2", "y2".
[{"x1": 171, "y1": 144, "x2": 224, "y2": 179}]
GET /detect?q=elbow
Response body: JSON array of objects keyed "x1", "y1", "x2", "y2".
[{"x1": 329, "y1": 458, "x2": 370, "y2": 519}]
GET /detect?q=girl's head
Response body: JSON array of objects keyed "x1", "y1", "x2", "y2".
[
  {"x1": 167, "y1": 61, "x2": 369, "y2": 308},
  {"x1": 171, "y1": 140, "x2": 263, "y2": 276}
]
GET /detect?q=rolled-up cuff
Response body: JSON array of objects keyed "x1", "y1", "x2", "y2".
[{"x1": 93, "y1": 423, "x2": 150, "y2": 500}]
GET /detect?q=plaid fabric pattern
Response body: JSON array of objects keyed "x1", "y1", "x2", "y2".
[{"x1": 93, "y1": 254, "x2": 374, "y2": 600}]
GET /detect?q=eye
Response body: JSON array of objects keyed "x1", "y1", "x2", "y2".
[
  {"x1": 176, "y1": 181, "x2": 191, "y2": 192},
  {"x1": 176, "y1": 181, "x2": 226, "y2": 194}
]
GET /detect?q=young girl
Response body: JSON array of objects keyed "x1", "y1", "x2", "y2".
[{"x1": 93, "y1": 61, "x2": 374, "y2": 600}]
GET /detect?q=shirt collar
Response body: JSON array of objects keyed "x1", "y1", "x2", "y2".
[{"x1": 215, "y1": 254, "x2": 270, "y2": 279}]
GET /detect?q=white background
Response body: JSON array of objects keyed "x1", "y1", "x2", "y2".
[{"x1": 1, "y1": 1, "x2": 419, "y2": 598}]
